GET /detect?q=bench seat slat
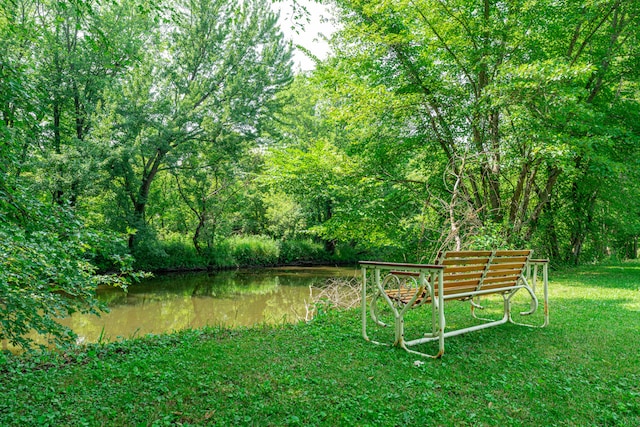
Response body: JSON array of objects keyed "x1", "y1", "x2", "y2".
[
  {"x1": 443, "y1": 272, "x2": 484, "y2": 281},
  {"x1": 443, "y1": 278, "x2": 481, "y2": 289},
  {"x1": 478, "y1": 283, "x2": 522, "y2": 292},
  {"x1": 494, "y1": 250, "x2": 531, "y2": 257},
  {"x1": 481, "y1": 276, "x2": 519, "y2": 286},
  {"x1": 386, "y1": 289, "x2": 420, "y2": 299},
  {"x1": 485, "y1": 270, "x2": 521, "y2": 278}
]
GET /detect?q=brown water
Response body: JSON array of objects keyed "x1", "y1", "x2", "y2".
[{"x1": 61, "y1": 266, "x2": 359, "y2": 345}]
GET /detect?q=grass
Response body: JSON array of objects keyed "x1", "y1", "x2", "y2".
[{"x1": 1, "y1": 261, "x2": 639, "y2": 426}]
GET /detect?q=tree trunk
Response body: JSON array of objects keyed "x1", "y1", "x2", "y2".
[
  {"x1": 192, "y1": 214, "x2": 205, "y2": 256},
  {"x1": 323, "y1": 199, "x2": 336, "y2": 254},
  {"x1": 128, "y1": 148, "x2": 166, "y2": 248},
  {"x1": 524, "y1": 165, "x2": 561, "y2": 241},
  {"x1": 544, "y1": 202, "x2": 561, "y2": 261},
  {"x1": 569, "y1": 191, "x2": 598, "y2": 265},
  {"x1": 52, "y1": 99, "x2": 64, "y2": 205}
]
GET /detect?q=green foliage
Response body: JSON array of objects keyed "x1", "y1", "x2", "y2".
[
  {"x1": 466, "y1": 222, "x2": 510, "y2": 251},
  {"x1": 226, "y1": 235, "x2": 281, "y2": 267},
  {"x1": 0, "y1": 0, "x2": 300, "y2": 350},
  {"x1": 132, "y1": 232, "x2": 205, "y2": 271},
  {"x1": 262, "y1": 191, "x2": 307, "y2": 240},
  {"x1": 1, "y1": 262, "x2": 639, "y2": 425},
  {"x1": 0, "y1": 0, "x2": 149, "y2": 347},
  {"x1": 0, "y1": 190, "x2": 141, "y2": 350},
  {"x1": 2, "y1": 0, "x2": 640, "y2": 365},
  {"x1": 278, "y1": 239, "x2": 327, "y2": 264},
  {"x1": 303, "y1": 0, "x2": 640, "y2": 262},
  {"x1": 92, "y1": 0, "x2": 294, "y2": 251}
]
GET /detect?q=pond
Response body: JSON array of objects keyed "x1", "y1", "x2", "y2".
[{"x1": 63, "y1": 266, "x2": 360, "y2": 345}]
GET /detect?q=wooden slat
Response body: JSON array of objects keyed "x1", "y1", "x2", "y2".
[
  {"x1": 490, "y1": 256, "x2": 529, "y2": 264},
  {"x1": 482, "y1": 275, "x2": 519, "y2": 286},
  {"x1": 443, "y1": 278, "x2": 481, "y2": 289},
  {"x1": 390, "y1": 271, "x2": 420, "y2": 277},
  {"x1": 478, "y1": 283, "x2": 521, "y2": 292},
  {"x1": 442, "y1": 257, "x2": 490, "y2": 266},
  {"x1": 386, "y1": 289, "x2": 419, "y2": 299},
  {"x1": 442, "y1": 265, "x2": 486, "y2": 274},
  {"x1": 494, "y1": 250, "x2": 531, "y2": 257},
  {"x1": 386, "y1": 289, "x2": 428, "y2": 305},
  {"x1": 443, "y1": 250, "x2": 493, "y2": 258},
  {"x1": 443, "y1": 272, "x2": 483, "y2": 281},
  {"x1": 439, "y1": 284, "x2": 479, "y2": 295},
  {"x1": 360, "y1": 261, "x2": 444, "y2": 269},
  {"x1": 488, "y1": 262, "x2": 525, "y2": 271},
  {"x1": 485, "y1": 270, "x2": 520, "y2": 278}
]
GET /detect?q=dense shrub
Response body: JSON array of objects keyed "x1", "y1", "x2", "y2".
[
  {"x1": 0, "y1": 200, "x2": 141, "y2": 350},
  {"x1": 131, "y1": 234, "x2": 365, "y2": 271},
  {"x1": 133, "y1": 233, "x2": 205, "y2": 271},
  {"x1": 226, "y1": 235, "x2": 280, "y2": 267},
  {"x1": 278, "y1": 239, "x2": 327, "y2": 264}
]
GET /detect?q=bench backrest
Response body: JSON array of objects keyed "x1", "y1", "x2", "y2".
[{"x1": 434, "y1": 250, "x2": 532, "y2": 298}]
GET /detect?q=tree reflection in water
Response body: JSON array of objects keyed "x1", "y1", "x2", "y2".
[{"x1": 64, "y1": 266, "x2": 358, "y2": 345}]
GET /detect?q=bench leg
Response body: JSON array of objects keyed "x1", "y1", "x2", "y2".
[
  {"x1": 362, "y1": 267, "x2": 392, "y2": 348},
  {"x1": 395, "y1": 296, "x2": 444, "y2": 358},
  {"x1": 401, "y1": 270, "x2": 445, "y2": 358},
  {"x1": 508, "y1": 264, "x2": 549, "y2": 328},
  {"x1": 469, "y1": 294, "x2": 512, "y2": 324},
  {"x1": 362, "y1": 268, "x2": 446, "y2": 358}
]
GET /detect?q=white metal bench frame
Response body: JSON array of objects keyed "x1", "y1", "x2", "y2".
[{"x1": 360, "y1": 250, "x2": 549, "y2": 358}]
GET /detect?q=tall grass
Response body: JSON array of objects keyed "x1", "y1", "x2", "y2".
[
  {"x1": 132, "y1": 234, "x2": 361, "y2": 271},
  {"x1": 279, "y1": 238, "x2": 327, "y2": 264},
  {"x1": 132, "y1": 233, "x2": 205, "y2": 271},
  {"x1": 225, "y1": 235, "x2": 281, "y2": 267}
]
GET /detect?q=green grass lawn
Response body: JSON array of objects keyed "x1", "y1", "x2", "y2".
[{"x1": 1, "y1": 261, "x2": 639, "y2": 426}]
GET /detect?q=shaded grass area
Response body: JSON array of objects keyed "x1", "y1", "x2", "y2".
[{"x1": 1, "y1": 261, "x2": 639, "y2": 426}]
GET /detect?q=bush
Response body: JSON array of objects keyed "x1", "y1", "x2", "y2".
[
  {"x1": 203, "y1": 239, "x2": 235, "y2": 269},
  {"x1": 0, "y1": 201, "x2": 140, "y2": 350},
  {"x1": 161, "y1": 237, "x2": 205, "y2": 270},
  {"x1": 331, "y1": 242, "x2": 362, "y2": 264},
  {"x1": 130, "y1": 227, "x2": 172, "y2": 271},
  {"x1": 226, "y1": 235, "x2": 280, "y2": 267},
  {"x1": 131, "y1": 234, "x2": 363, "y2": 271},
  {"x1": 133, "y1": 232, "x2": 205, "y2": 271},
  {"x1": 278, "y1": 239, "x2": 326, "y2": 264}
]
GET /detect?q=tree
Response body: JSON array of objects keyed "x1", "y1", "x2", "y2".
[
  {"x1": 0, "y1": 0, "x2": 152, "y2": 350},
  {"x1": 0, "y1": 191, "x2": 142, "y2": 350},
  {"x1": 13, "y1": 0, "x2": 152, "y2": 206},
  {"x1": 96, "y1": 0, "x2": 293, "y2": 250},
  {"x1": 312, "y1": 0, "x2": 640, "y2": 262}
]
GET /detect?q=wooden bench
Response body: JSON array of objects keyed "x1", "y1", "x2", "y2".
[{"x1": 360, "y1": 250, "x2": 549, "y2": 358}]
